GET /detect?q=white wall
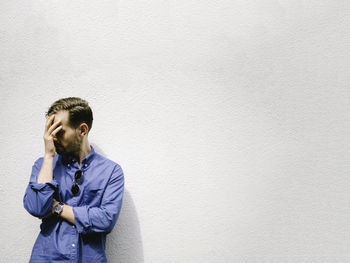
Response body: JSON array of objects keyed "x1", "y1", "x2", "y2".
[{"x1": 1, "y1": 0, "x2": 350, "y2": 262}]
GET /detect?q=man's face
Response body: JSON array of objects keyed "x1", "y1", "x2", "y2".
[{"x1": 51, "y1": 110, "x2": 82, "y2": 157}]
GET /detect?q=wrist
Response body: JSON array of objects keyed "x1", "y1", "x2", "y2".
[{"x1": 44, "y1": 154, "x2": 55, "y2": 160}]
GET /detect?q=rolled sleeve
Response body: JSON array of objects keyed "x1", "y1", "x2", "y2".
[
  {"x1": 29, "y1": 179, "x2": 59, "y2": 191},
  {"x1": 73, "y1": 165, "x2": 124, "y2": 235},
  {"x1": 23, "y1": 158, "x2": 58, "y2": 218},
  {"x1": 73, "y1": 206, "x2": 91, "y2": 234}
]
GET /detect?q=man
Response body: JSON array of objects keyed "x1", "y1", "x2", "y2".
[{"x1": 23, "y1": 97, "x2": 125, "y2": 262}]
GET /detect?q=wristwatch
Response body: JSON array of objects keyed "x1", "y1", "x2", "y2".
[{"x1": 54, "y1": 202, "x2": 64, "y2": 217}]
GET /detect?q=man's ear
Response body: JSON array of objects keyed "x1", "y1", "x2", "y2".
[{"x1": 78, "y1": 123, "x2": 89, "y2": 136}]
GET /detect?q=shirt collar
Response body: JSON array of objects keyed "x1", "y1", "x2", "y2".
[{"x1": 59, "y1": 145, "x2": 96, "y2": 168}]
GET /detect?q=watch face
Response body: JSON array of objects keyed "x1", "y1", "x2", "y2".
[{"x1": 55, "y1": 203, "x2": 62, "y2": 214}]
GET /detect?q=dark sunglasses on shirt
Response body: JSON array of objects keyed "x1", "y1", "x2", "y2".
[{"x1": 71, "y1": 170, "x2": 83, "y2": 196}]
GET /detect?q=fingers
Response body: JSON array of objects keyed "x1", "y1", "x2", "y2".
[
  {"x1": 45, "y1": 115, "x2": 55, "y2": 132},
  {"x1": 45, "y1": 115, "x2": 63, "y2": 140},
  {"x1": 47, "y1": 119, "x2": 62, "y2": 135},
  {"x1": 47, "y1": 121, "x2": 61, "y2": 134},
  {"x1": 51, "y1": 125, "x2": 63, "y2": 138}
]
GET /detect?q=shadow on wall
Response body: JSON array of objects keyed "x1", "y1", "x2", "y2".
[
  {"x1": 92, "y1": 144, "x2": 144, "y2": 263},
  {"x1": 107, "y1": 190, "x2": 143, "y2": 263}
]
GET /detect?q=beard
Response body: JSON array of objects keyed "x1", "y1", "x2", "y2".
[{"x1": 54, "y1": 135, "x2": 81, "y2": 157}]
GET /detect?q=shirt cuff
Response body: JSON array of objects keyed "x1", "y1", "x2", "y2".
[
  {"x1": 29, "y1": 179, "x2": 59, "y2": 191},
  {"x1": 73, "y1": 206, "x2": 91, "y2": 234}
]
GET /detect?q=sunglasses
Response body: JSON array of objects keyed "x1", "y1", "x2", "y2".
[{"x1": 71, "y1": 170, "x2": 83, "y2": 195}]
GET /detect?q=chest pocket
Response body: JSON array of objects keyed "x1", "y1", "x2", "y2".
[{"x1": 83, "y1": 183, "x2": 104, "y2": 206}]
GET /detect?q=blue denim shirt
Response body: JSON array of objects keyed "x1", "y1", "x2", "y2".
[{"x1": 23, "y1": 145, "x2": 125, "y2": 262}]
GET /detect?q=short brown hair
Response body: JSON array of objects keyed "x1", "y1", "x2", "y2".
[{"x1": 45, "y1": 97, "x2": 93, "y2": 132}]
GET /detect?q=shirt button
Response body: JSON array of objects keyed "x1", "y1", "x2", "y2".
[
  {"x1": 72, "y1": 225, "x2": 75, "y2": 228},
  {"x1": 72, "y1": 244, "x2": 75, "y2": 247},
  {"x1": 68, "y1": 164, "x2": 70, "y2": 167}
]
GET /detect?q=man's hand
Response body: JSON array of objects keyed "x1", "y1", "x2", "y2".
[
  {"x1": 44, "y1": 115, "x2": 63, "y2": 158},
  {"x1": 37, "y1": 115, "x2": 60, "y2": 184}
]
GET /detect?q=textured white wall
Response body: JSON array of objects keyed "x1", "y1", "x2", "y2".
[{"x1": 1, "y1": 0, "x2": 350, "y2": 262}]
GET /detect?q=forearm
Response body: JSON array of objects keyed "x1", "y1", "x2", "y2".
[
  {"x1": 51, "y1": 199, "x2": 75, "y2": 225},
  {"x1": 61, "y1": 204, "x2": 75, "y2": 225},
  {"x1": 37, "y1": 155, "x2": 54, "y2": 184}
]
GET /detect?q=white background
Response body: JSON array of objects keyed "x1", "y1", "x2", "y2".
[{"x1": 1, "y1": 0, "x2": 350, "y2": 262}]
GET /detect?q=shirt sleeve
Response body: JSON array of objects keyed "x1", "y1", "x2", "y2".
[
  {"x1": 73, "y1": 165, "x2": 125, "y2": 235},
  {"x1": 23, "y1": 157, "x2": 59, "y2": 218}
]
